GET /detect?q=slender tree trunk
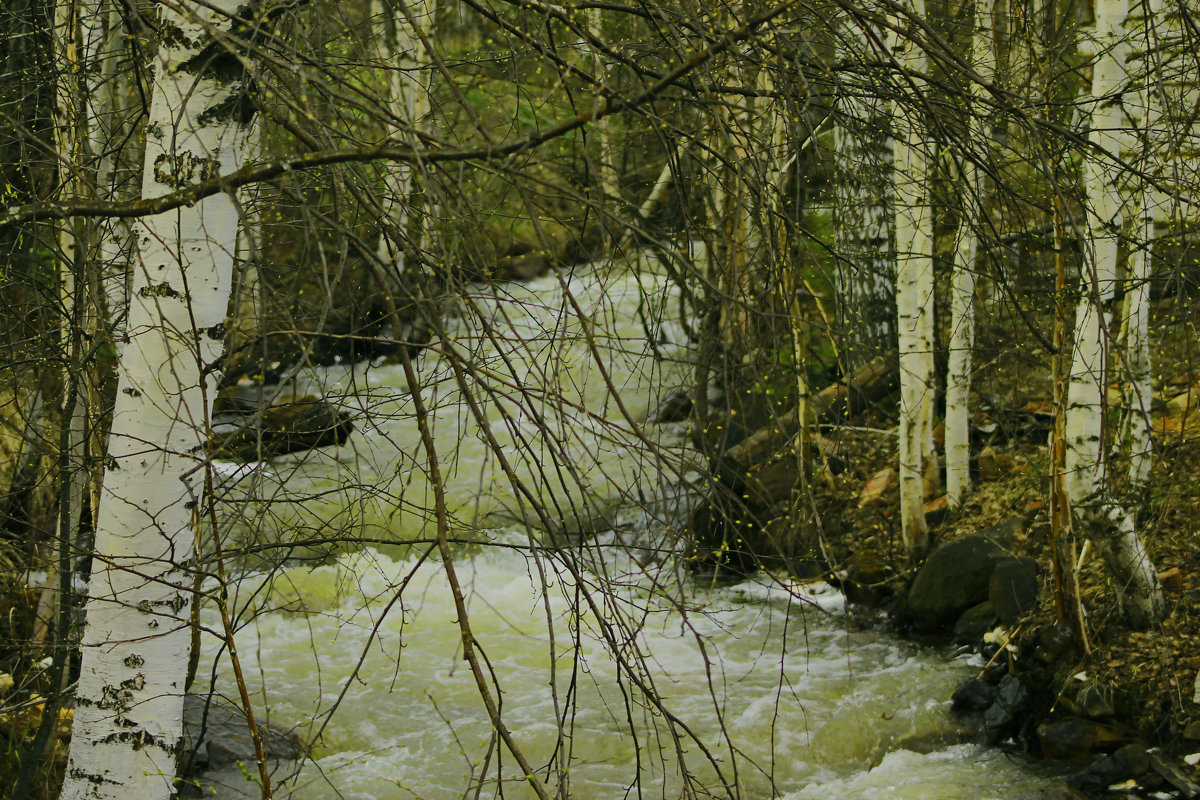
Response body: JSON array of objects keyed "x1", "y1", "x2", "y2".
[
  {"x1": 589, "y1": 4, "x2": 620, "y2": 246},
  {"x1": 1120, "y1": 0, "x2": 1165, "y2": 499},
  {"x1": 1065, "y1": 0, "x2": 1164, "y2": 628},
  {"x1": 60, "y1": 1, "x2": 257, "y2": 796},
  {"x1": 945, "y1": 0, "x2": 996, "y2": 508},
  {"x1": 892, "y1": 0, "x2": 935, "y2": 558},
  {"x1": 375, "y1": 0, "x2": 436, "y2": 276}
]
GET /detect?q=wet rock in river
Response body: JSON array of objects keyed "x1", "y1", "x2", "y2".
[
  {"x1": 1037, "y1": 717, "x2": 1132, "y2": 759},
  {"x1": 211, "y1": 385, "x2": 353, "y2": 462},
  {"x1": 180, "y1": 693, "x2": 301, "y2": 774}
]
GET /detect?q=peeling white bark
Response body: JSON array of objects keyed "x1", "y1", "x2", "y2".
[
  {"x1": 1066, "y1": 0, "x2": 1164, "y2": 628},
  {"x1": 61, "y1": 1, "x2": 256, "y2": 797},
  {"x1": 892, "y1": 0, "x2": 935, "y2": 557}
]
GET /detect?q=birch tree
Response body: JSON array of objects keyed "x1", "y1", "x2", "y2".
[
  {"x1": 375, "y1": 0, "x2": 437, "y2": 274},
  {"x1": 1064, "y1": 0, "x2": 1164, "y2": 628},
  {"x1": 1121, "y1": 0, "x2": 1168, "y2": 499},
  {"x1": 891, "y1": 0, "x2": 935, "y2": 557},
  {"x1": 60, "y1": 0, "x2": 258, "y2": 796},
  {"x1": 944, "y1": 0, "x2": 996, "y2": 508}
]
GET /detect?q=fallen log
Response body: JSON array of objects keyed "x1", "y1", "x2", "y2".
[
  {"x1": 723, "y1": 349, "x2": 898, "y2": 469},
  {"x1": 687, "y1": 350, "x2": 899, "y2": 572}
]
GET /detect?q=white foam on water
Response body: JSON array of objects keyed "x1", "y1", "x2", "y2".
[{"x1": 198, "y1": 544, "x2": 1048, "y2": 800}]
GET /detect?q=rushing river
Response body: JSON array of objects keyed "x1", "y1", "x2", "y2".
[{"x1": 198, "y1": 261, "x2": 1053, "y2": 799}]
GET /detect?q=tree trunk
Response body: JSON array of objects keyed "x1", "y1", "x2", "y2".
[
  {"x1": 945, "y1": 0, "x2": 996, "y2": 508},
  {"x1": 375, "y1": 0, "x2": 436, "y2": 275},
  {"x1": 1065, "y1": 0, "x2": 1164, "y2": 628},
  {"x1": 892, "y1": 0, "x2": 935, "y2": 558},
  {"x1": 60, "y1": 1, "x2": 257, "y2": 797}
]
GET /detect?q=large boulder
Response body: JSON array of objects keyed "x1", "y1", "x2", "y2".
[{"x1": 905, "y1": 532, "x2": 1013, "y2": 631}]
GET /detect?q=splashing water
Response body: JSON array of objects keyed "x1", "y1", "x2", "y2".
[{"x1": 198, "y1": 262, "x2": 1053, "y2": 799}]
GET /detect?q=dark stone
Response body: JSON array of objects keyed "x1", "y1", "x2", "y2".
[
  {"x1": 983, "y1": 674, "x2": 1030, "y2": 743},
  {"x1": 1064, "y1": 744, "x2": 1149, "y2": 795},
  {"x1": 953, "y1": 601, "x2": 999, "y2": 642},
  {"x1": 180, "y1": 693, "x2": 301, "y2": 775},
  {"x1": 1039, "y1": 717, "x2": 1131, "y2": 759},
  {"x1": 492, "y1": 252, "x2": 553, "y2": 281},
  {"x1": 211, "y1": 388, "x2": 353, "y2": 462},
  {"x1": 649, "y1": 389, "x2": 693, "y2": 424},
  {"x1": 1182, "y1": 719, "x2": 1200, "y2": 740},
  {"x1": 906, "y1": 534, "x2": 1011, "y2": 630},
  {"x1": 988, "y1": 558, "x2": 1039, "y2": 623},
  {"x1": 1041, "y1": 781, "x2": 1090, "y2": 800},
  {"x1": 951, "y1": 678, "x2": 996, "y2": 713}
]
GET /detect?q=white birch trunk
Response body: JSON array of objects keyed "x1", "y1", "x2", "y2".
[
  {"x1": 945, "y1": 0, "x2": 996, "y2": 508},
  {"x1": 1121, "y1": 0, "x2": 1166, "y2": 499},
  {"x1": 1066, "y1": 0, "x2": 1164, "y2": 628},
  {"x1": 589, "y1": 5, "x2": 620, "y2": 234},
  {"x1": 375, "y1": 0, "x2": 436, "y2": 274},
  {"x1": 60, "y1": 1, "x2": 256, "y2": 796},
  {"x1": 892, "y1": 0, "x2": 935, "y2": 557},
  {"x1": 833, "y1": 15, "x2": 895, "y2": 372},
  {"x1": 1121, "y1": 171, "x2": 1154, "y2": 498}
]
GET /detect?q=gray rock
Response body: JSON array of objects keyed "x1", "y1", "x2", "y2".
[
  {"x1": 1041, "y1": 781, "x2": 1090, "y2": 800},
  {"x1": 988, "y1": 557, "x2": 1039, "y2": 623},
  {"x1": 181, "y1": 693, "x2": 301, "y2": 774},
  {"x1": 906, "y1": 534, "x2": 1010, "y2": 630},
  {"x1": 953, "y1": 601, "x2": 999, "y2": 642}
]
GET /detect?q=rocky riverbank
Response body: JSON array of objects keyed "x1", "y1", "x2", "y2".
[{"x1": 672, "y1": 304, "x2": 1200, "y2": 799}]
